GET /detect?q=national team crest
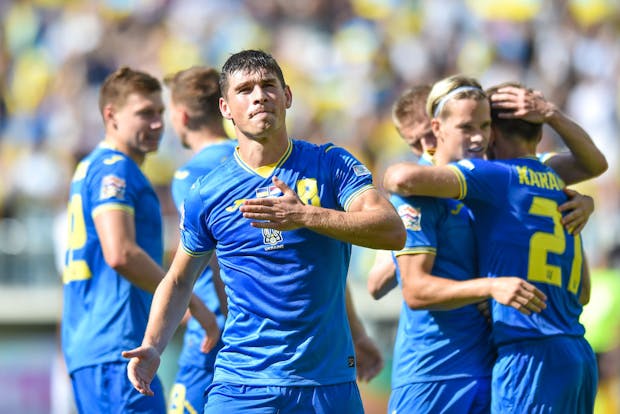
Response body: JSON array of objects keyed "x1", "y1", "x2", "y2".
[
  {"x1": 398, "y1": 204, "x2": 421, "y2": 231},
  {"x1": 100, "y1": 175, "x2": 126, "y2": 200},
  {"x1": 262, "y1": 228, "x2": 283, "y2": 245}
]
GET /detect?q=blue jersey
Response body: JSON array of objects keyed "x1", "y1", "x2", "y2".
[
  {"x1": 62, "y1": 142, "x2": 162, "y2": 374},
  {"x1": 180, "y1": 139, "x2": 374, "y2": 386},
  {"x1": 389, "y1": 159, "x2": 493, "y2": 388},
  {"x1": 171, "y1": 140, "x2": 236, "y2": 369},
  {"x1": 451, "y1": 157, "x2": 586, "y2": 346}
]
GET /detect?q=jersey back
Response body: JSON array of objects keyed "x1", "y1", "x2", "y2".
[{"x1": 451, "y1": 157, "x2": 585, "y2": 346}]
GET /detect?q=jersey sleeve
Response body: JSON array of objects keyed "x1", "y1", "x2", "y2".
[
  {"x1": 390, "y1": 194, "x2": 440, "y2": 257},
  {"x1": 179, "y1": 180, "x2": 216, "y2": 256},
  {"x1": 323, "y1": 144, "x2": 374, "y2": 210},
  {"x1": 448, "y1": 158, "x2": 507, "y2": 205},
  {"x1": 88, "y1": 155, "x2": 136, "y2": 218}
]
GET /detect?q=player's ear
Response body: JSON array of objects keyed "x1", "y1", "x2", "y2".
[
  {"x1": 219, "y1": 97, "x2": 233, "y2": 120},
  {"x1": 181, "y1": 110, "x2": 190, "y2": 126},
  {"x1": 284, "y1": 85, "x2": 292, "y2": 109},
  {"x1": 430, "y1": 118, "x2": 441, "y2": 138},
  {"x1": 103, "y1": 104, "x2": 117, "y2": 129}
]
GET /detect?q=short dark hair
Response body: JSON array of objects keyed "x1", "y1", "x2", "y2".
[
  {"x1": 219, "y1": 50, "x2": 286, "y2": 96},
  {"x1": 164, "y1": 66, "x2": 222, "y2": 127},
  {"x1": 98, "y1": 66, "x2": 161, "y2": 116},
  {"x1": 392, "y1": 85, "x2": 432, "y2": 129},
  {"x1": 486, "y1": 82, "x2": 542, "y2": 143}
]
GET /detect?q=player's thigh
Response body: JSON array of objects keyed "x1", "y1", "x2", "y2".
[
  {"x1": 388, "y1": 378, "x2": 491, "y2": 414},
  {"x1": 71, "y1": 362, "x2": 166, "y2": 414},
  {"x1": 204, "y1": 381, "x2": 363, "y2": 414},
  {"x1": 204, "y1": 383, "x2": 280, "y2": 414},
  {"x1": 492, "y1": 336, "x2": 598, "y2": 414},
  {"x1": 168, "y1": 365, "x2": 215, "y2": 414},
  {"x1": 300, "y1": 381, "x2": 364, "y2": 414}
]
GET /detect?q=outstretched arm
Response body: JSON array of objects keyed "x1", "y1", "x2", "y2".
[
  {"x1": 490, "y1": 86, "x2": 607, "y2": 184},
  {"x1": 240, "y1": 176, "x2": 406, "y2": 251},
  {"x1": 398, "y1": 253, "x2": 547, "y2": 315},
  {"x1": 122, "y1": 246, "x2": 215, "y2": 396},
  {"x1": 383, "y1": 163, "x2": 461, "y2": 198}
]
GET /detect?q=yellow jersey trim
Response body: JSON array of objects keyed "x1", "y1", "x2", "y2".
[
  {"x1": 395, "y1": 247, "x2": 437, "y2": 257},
  {"x1": 234, "y1": 140, "x2": 293, "y2": 178},
  {"x1": 92, "y1": 203, "x2": 134, "y2": 218},
  {"x1": 343, "y1": 184, "x2": 375, "y2": 211},
  {"x1": 447, "y1": 165, "x2": 467, "y2": 200}
]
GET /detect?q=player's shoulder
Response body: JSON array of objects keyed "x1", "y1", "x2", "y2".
[{"x1": 87, "y1": 146, "x2": 137, "y2": 178}]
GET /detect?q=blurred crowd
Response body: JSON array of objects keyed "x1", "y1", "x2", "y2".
[{"x1": 0, "y1": 0, "x2": 618, "y2": 277}]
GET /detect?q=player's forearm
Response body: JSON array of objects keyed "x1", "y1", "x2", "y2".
[
  {"x1": 345, "y1": 286, "x2": 366, "y2": 341},
  {"x1": 383, "y1": 163, "x2": 460, "y2": 198},
  {"x1": 402, "y1": 275, "x2": 491, "y2": 310},
  {"x1": 579, "y1": 256, "x2": 591, "y2": 306},
  {"x1": 300, "y1": 204, "x2": 405, "y2": 250},
  {"x1": 544, "y1": 108, "x2": 608, "y2": 184},
  {"x1": 142, "y1": 270, "x2": 195, "y2": 354},
  {"x1": 367, "y1": 261, "x2": 398, "y2": 300},
  {"x1": 112, "y1": 247, "x2": 165, "y2": 293}
]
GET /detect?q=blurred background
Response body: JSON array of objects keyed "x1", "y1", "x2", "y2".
[{"x1": 0, "y1": 0, "x2": 618, "y2": 413}]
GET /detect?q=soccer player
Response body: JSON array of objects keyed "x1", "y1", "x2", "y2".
[
  {"x1": 61, "y1": 67, "x2": 219, "y2": 414},
  {"x1": 391, "y1": 84, "x2": 437, "y2": 159},
  {"x1": 367, "y1": 85, "x2": 435, "y2": 299},
  {"x1": 381, "y1": 76, "x2": 549, "y2": 414},
  {"x1": 164, "y1": 66, "x2": 235, "y2": 414},
  {"x1": 383, "y1": 78, "x2": 605, "y2": 413},
  {"x1": 123, "y1": 50, "x2": 406, "y2": 413}
]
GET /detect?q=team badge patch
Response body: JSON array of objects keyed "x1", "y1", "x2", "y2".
[
  {"x1": 398, "y1": 204, "x2": 421, "y2": 231},
  {"x1": 99, "y1": 175, "x2": 126, "y2": 200},
  {"x1": 352, "y1": 164, "x2": 371, "y2": 176},
  {"x1": 255, "y1": 185, "x2": 282, "y2": 198}
]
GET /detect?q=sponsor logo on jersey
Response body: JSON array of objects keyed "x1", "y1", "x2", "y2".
[
  {"x1": 352, "y1": 164, "x2": 371, "y2": 176},
  {"x1": 174, "y1": 170, "x2": 190, "y2": 180},
  {"x1": 103, "y1": 155, "x2": 124, "y2": 165},
  {"x1": 398, "y1": 204, "x2": 421, "y2": 231},
  {"x1": 99, "y1": 175, "x2": 126, "y2": 200}
]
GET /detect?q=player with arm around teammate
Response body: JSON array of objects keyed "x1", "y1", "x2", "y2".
[{"x1": 384, "y1": 77, "x2": 603, "y2": 413}]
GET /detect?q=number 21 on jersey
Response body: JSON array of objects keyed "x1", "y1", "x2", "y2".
[{"x1": 527, "y1": 196, "x2": 582, "y2": 294}]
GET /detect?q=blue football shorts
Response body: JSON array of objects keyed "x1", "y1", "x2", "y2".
[
  {"x1": 492, "y1": 335, "x2": 598, "y2": 414},
  {"x1": 168, "y1": 364, "x2": 216, "y2": 414},
  {"x1": 70, "y1": 361, "x2": 165, "y2": 414},
  {"x1": 204, "y1": 381, "x2": 363, "y2": 414},
  {"x1": 388, "y1": 376, "x2": 491, "y2": 414}
]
